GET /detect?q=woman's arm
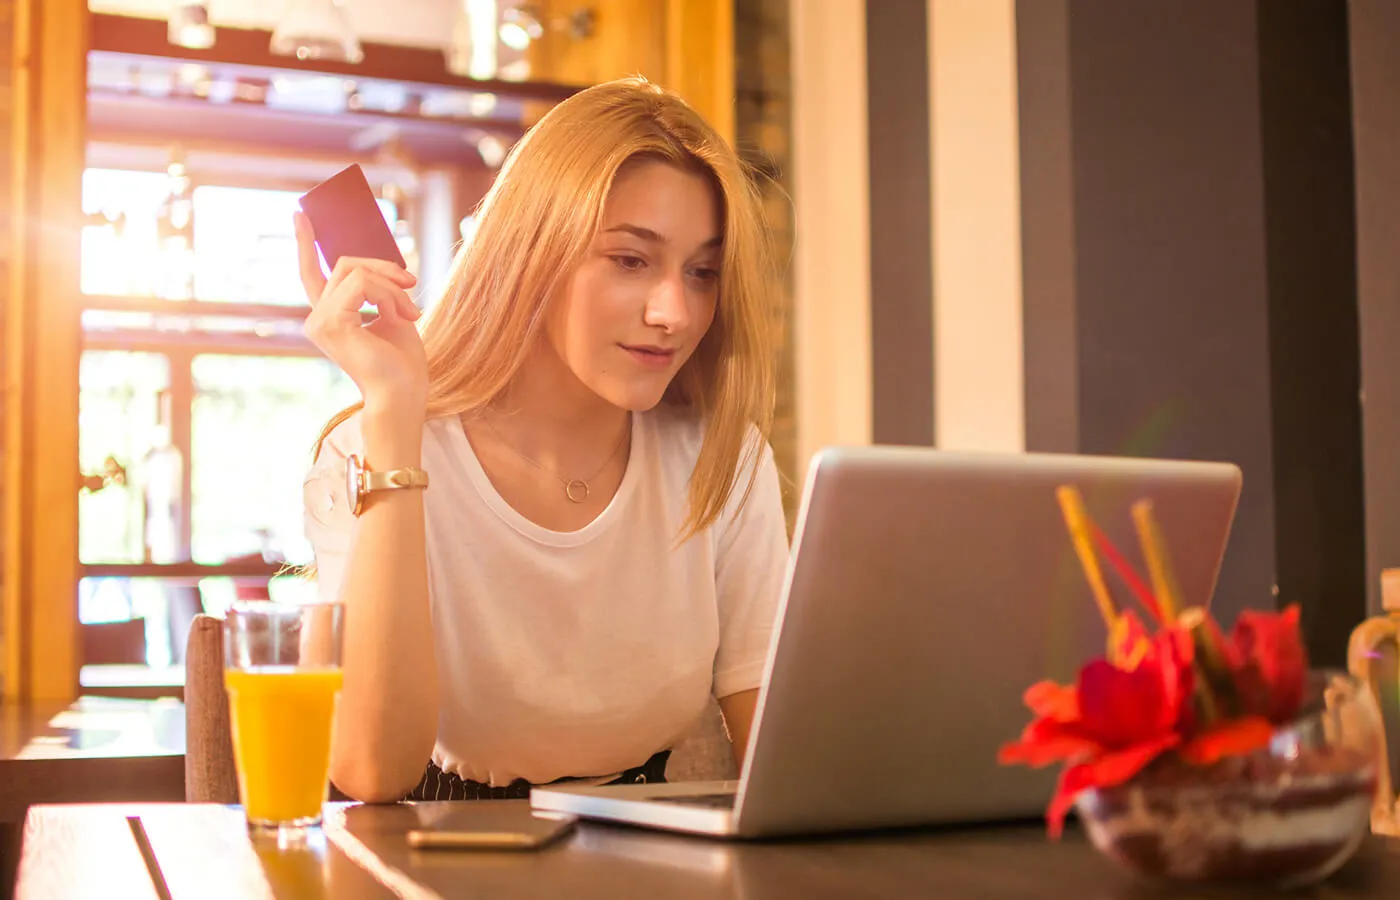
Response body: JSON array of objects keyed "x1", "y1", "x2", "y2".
[
  {"x1": 718, "y1": 688, "x2": 760, "y2": 769},
  {"x1": 296, "y1": 214, "x2": 439, "y2": 802},
  {"x1": 712, "y1": 436, "x2": 789, "y2": 775},
  {"x1": 325, "y1": 411, "x2": 440, "y2": 802}
]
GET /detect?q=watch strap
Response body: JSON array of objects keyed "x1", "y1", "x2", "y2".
[{"x1": 364, "y1": 467, "x2": 430, "y2": 491}]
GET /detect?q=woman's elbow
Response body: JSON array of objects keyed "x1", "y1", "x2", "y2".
[{"x1": 330, "y1": 757, "x2": 422, "y2": 804}]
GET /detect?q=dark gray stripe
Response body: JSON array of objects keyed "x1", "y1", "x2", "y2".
[
  {"x1": 1017, "y1": 0, "x2": 1079, "y2": 454},
  {"x1": 866, "y1": 0, "x2": 934, "y2": 446},
  {"x1": 1258, "y1": 0, "x2": 1365, "y2": 666},
  {"x1": 1015, "y1": 0, "x2": 1280, "y2": 634}
]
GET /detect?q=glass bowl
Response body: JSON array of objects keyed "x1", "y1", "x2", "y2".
[{"x1": 1073, "y1": 670, "x2": 1382, "y2": 888}]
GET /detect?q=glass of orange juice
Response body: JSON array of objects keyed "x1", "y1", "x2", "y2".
[{"x1": 224, "y1": 602, "x2": 345, "y2": 838}]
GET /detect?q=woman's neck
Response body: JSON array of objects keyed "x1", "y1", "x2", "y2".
[{"x1": 476, "y1": 342, "x2": 630, "y2": 474}]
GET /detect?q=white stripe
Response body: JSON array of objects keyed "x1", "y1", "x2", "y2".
[
  {"x1": 792, "y1": 0, "x2": 873, "y2": 475},
  {"x1": 930, "y1": 0, "x2": 1026, "y2": 452}
]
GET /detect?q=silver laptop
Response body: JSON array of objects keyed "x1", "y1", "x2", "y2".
[{"x1": 530, "y1": 445, "x2": 1243, "y2": 838}]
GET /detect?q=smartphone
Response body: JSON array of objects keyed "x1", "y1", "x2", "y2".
[
  {"x1": 298, "y1": 163, "x2": 407, "y2": 270},
  {"x1": 405, "y1": 808, "x2": 578, "y2": 851}
]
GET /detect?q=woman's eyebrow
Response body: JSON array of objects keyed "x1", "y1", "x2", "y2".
[{"x1": 602, "y1": 224, "x2": 722, "y2": 249}]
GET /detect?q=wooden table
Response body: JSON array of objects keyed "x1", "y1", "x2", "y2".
[
  {"x1": 0, "y1": 696, "x2": 185, "y2": 821},
  {"x1": 79, "y1": 665, "x2": 186, "y2": 701},
  {"x1": 17, "y1": 801, "x2": 1400, "y2": 899},
  {"x1": 0, "y1": 698, "x2": 186, "y2": 899}
]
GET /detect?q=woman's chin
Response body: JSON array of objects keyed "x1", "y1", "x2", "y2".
[{"x1": 589, "y1": 378, "x2": 672, "y2": 413}]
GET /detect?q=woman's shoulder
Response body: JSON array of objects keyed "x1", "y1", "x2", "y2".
[
  {"x1": 642, "y1": 404, "x2": 773, "y2": 494},
  {"x1": 313, "y1": 413, "x2": 362, "y2": 463},
  {"x1": 645, "y1": 404, "x2": 769, "y2": 455},
  {"x1": 642, "y1": 402, "x2": 706, "y2": 453}
]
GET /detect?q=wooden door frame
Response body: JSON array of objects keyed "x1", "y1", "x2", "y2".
[{"x1": 3, "y1": 0, "x2": 87, "y2": 703}]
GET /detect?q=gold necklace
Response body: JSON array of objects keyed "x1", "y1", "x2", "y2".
[{"x1": 480, "y1": 415, "x2": 631, "y2": 503}]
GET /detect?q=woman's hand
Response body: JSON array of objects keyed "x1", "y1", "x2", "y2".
[{"x1": 296, "y1": 212, "x2": 429, "y2": 419}]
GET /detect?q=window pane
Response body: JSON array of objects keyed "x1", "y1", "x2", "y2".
[
  {"x1": 77, "y1": 575, "x2": 309, "y2": 669},
  {"x1": 82, "y1": 168, "x2": 405, "y2": 306},
  {"x1": 192, "y1": 184, "x2": 401, "y2": 306},
  {"x1": 190, "y1": 355, "x2": 357, "y2": 565},
  {"x1": 81, "y1": 168, "x2": 184, "y2": 298},
  {"x1": 191, "y1": 185, "x2": 304, "y2": 305},
  {"x1": 78, "y1": 576, "x2": 189, "y2": 668},
  {"x1": 79, "y1": 350, "x2": 171, "y2": 564}
]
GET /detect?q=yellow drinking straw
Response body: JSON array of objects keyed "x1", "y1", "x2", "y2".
[
  {"x1": 1055, "y1": 485, "x2": 1119, "y2": 635},
  {"x1": 1130, "y1": 499, "x2": 1183, "y2": 624}
]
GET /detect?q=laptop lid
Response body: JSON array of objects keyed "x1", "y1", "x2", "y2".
[{"x1": 731, "y1": 446, "x2": 1242, "y2": 837}]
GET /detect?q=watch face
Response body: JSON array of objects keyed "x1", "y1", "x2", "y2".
[{"x1": 345, "y1": 454, "x2": 363, "y2": 516}]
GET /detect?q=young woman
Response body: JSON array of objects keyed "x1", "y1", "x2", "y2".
[{"x1": 297, "y1": 77, "x2": 788, "y2": 803}]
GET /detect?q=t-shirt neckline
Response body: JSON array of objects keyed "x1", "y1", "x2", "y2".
[{"x1": 447, "y1": 412, "x2": 643, "y2": 548}]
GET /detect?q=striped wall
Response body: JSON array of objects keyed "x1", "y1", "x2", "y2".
[
  {"x1": 790, "y1": 0, "x2": 871, "y2": 470},
  {"x1": 792, "y1": 0, "x2": 1025, "y2": 468},
  {"x1": 790, "y1": 0, "x2": 1389, "y2": 665}
]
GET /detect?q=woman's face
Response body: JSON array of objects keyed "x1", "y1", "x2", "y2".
[{"x1": 544, "y1": 158, "x2": 722, "y2": 412}]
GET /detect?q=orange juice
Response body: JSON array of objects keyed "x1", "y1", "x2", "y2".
[{"x1": 225, "y1": 666, "x2": 343, "y2": 824}]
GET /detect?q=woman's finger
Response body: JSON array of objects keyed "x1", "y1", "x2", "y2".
[
  {"x1": 306, "y1": 271, "x2": 402, "y2": 349},
  {"x1": 396, "y1": 288, "x2": 423, "y2": 322},
  {"x1": 319, "y1": 268, "x2": 417, "y2": 324},
  {"x1": 294, "y1": 213, "x2": 329, "y2": 304},
  {"x1": 325, "y1": 255, "x2": 417, "y2": 298}
]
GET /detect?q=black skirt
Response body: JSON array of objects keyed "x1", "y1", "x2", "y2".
[{"x1": 405, "y1": 750, "x2": 671, "y2": 802}]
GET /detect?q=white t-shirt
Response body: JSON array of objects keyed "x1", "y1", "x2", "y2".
[{"x1": 302, "y1": 405, "x2": 789, "y2": 787}]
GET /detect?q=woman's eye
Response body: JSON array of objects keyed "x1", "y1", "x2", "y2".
[
  {"x1": 689, "y1": 267, "x2": 721, "y2": 284},
  {"x1": 610, "y1": 255, "x2": 646, "y2": 272}
]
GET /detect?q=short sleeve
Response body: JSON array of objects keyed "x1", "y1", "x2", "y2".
[
  {"x1": 712, "y1": 435, "x2": 790, "y2": 699},
  {"x1": 302, "y1": 416, "x2": 362, "y2": 605}
]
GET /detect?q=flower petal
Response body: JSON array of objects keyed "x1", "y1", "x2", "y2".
[
  {"x1": 1154, "y1": 626, "x2": 1197, "y2": 733},
  {"x1": 1077, "y1": 657, "x2": 1177, "y2": 748},
  {"x1": 1024, "y1": 680, "x2": 1079, "y2": 722},
  {"x1": 1047, "y1": 762, "x2": 1096, "y2": 839},
  {"x1": 1080, "y1": 734, "x2": 1181, "y2": 789},
  {"x1": 1000, "y1": 714, "x2": 1102, "y2": 766},
  {"x1": 1043, "y1": 735, "x2": 1180, "y2": 838},
  {"x1": 1231, "y1": 604, "x2": 1308, "y2": 723},
  {"x1": 1178, "y1": 716, "x2": 1274, "y2": 766}
]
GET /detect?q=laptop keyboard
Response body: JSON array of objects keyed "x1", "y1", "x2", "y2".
[{"x1": 658, "y1": 792, "x2": 737, "y2": 809}]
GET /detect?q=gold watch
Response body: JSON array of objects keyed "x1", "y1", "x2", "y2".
[{"x1": 345, "y1": 454, "x2": 429, "y2": 517}]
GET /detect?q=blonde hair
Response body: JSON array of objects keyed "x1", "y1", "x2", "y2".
[{"x1": 315, "y1": 77, "x2": 778, "y2": 539}]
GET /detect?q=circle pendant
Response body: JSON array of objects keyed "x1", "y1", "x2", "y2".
[{"x1": 565, "y1": 480, "x2": 590, "y2": 503}]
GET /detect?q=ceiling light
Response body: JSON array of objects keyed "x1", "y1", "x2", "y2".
[
  {"x1": 498, "y1": 3, "x2": 594, "y2": 51},
  {"x1": 270, "y1": 0, "x2": 364, "y2": 65},
  {"x1": 475, "y1": 134, "x2": 507, "y2": 169},
  {"x1": 498, "y1": 6, "x2": 543, "y2": 52},
  {"x1": 168, "y1": 0, "x2": 215, "y2": 50}
]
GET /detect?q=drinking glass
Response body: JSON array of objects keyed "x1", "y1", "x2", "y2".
[{"x1": 224, "y1": 602, "x2": 345, "y2": 839}]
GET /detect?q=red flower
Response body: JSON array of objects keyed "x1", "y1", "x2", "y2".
[
  {"x1": 998, "y1": 613, "x2": 1195, "y2": 836},
  {"x1": 1230, "y1": 605, "x2": 1308, "y2": 724},
  {"x1": 1000, "y1": 604, "x2": 1311, "y2": 837},
  {"x1": 1012, "y1": 488, "x2": 1313, "y2": 840}
]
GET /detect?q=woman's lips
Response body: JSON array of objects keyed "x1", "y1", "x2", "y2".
[{"x1": 621, "y1": 344, "x2": 677, "y2": 369}]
